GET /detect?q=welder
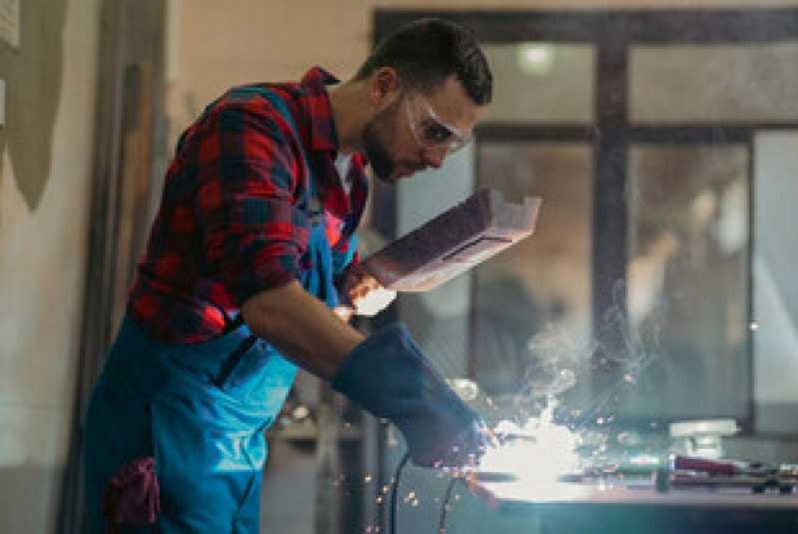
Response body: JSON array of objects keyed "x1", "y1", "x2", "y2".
[{"x1": 83, "y1": 18, "x2": 493, "y2": 532}]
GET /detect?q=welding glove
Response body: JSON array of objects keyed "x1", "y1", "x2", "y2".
[{"x1": 332, "y1": 323, "x2": 489, "y2": 468}]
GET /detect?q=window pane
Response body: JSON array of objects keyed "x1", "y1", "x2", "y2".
[
  {"x1": 619, "y1": 145, "x2": 750, "y2": 420},
  {"x1": 482, "y1": 43, "x2": 595, "y2": 124},
  {"x1": 630, "y1": 43, "x2": 798, "y2": 123},
  {"x1": 474, "y1": 143, "x2": 593, "y2": 401},
  {"x1": 754, "y1": 131, "x2": 798, "y2": 434}
]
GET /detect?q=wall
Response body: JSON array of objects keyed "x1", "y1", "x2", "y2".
[{"x1": 0, "y1": 0, "x2": 100, "y2": 532}]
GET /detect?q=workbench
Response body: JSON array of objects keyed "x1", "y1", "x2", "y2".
[{"x1": 462, "y1": 475, "x2": 798, "y2": 534}]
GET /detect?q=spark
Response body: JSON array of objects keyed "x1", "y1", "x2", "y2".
[{"x1": 479, "y1": 403, "x2": 582, "y2": 499}]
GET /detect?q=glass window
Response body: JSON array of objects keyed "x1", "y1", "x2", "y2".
[
  {"x1": 630, "y1": 43, "x2": 798, "y2": 124},
  {"x1": 753, "y1": 131, "x2": 798, "y2": 434},
  {"x1": 482, "y1": 43, "x2": 596, "y2": 124},
  {"x1": 618, "y1": 145, "x2": 750, "y2": 420},
  {"x1": 473, "y1": 143, "x2": 593, "y2": 404}
]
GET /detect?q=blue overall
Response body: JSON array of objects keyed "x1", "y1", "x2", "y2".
[{"x1": 84, "y1": 214, "x2": 351, "y2": 532}]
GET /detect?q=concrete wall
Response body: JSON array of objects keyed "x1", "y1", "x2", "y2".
[{"x1": 0, "y1": 0, "x2": 100, "y2": 532}]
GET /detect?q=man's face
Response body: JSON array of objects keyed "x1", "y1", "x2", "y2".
[{"x1": 363, "y1": 74, "x2": 482, "y2": 184}]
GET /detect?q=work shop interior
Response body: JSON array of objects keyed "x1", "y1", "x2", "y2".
[{"x1": 3, "y1": 1, "x2": 798, "y2": 533}]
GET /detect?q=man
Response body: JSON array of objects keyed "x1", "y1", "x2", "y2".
[{"x1": 84, "y1": 18, "x2": 493, "y2": 532}]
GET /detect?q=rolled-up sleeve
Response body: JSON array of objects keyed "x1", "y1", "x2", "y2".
[{"x1": 193, "y1": 102, "x2": 311, "y2": 305}]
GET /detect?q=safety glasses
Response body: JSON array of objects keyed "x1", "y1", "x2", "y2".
[{"x1": 404, "y1": 94, "x2": 472, "y2": 154}]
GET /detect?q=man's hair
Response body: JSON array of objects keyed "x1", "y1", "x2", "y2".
[{"x1": 355, "y1": 18, "x2": 492, "y2": 105}]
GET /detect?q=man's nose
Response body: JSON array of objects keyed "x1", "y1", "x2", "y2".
[{"x1": 421, "y1": 145, "x2": 447, "y2": 169}]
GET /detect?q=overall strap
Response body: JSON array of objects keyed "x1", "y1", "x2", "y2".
[{"x1": 212, "y1": 334, "x2": 259, "y2": 388}]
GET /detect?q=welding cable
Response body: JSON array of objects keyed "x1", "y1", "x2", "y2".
[
  {"x1": 437, "y1": 476, "x2": 466, "y2": 533},
  {"x1": 389, "y1": 451, "x2": 412, "y2": 534}
]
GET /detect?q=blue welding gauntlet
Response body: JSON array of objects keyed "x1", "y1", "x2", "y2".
[{"x1": 332, "y1": 323, "x2": 489, "y2": 468}]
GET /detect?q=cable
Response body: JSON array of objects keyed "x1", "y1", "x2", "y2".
[
  {"x1": 387, "y1": 452, "x2": 468, "y2": 533},
  {"x1": 437, "y1": 476, "x2": 464, "y2": 533},
  {"x1": 389, "y1": 451, "x2": 411, "y2": 534}
]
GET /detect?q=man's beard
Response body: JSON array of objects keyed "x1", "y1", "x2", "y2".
[{"x1": 362, "y1": 103, "x2": 399, "y2": 183}]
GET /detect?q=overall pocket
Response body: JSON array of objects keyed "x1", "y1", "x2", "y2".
[
  {"x1": 213, "y1": 336, "x2": 299, "y2": 410},
  {"x1": 149, "y1": 397, "x2": 267, "y2": 532}
]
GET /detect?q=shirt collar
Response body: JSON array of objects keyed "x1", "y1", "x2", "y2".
[{"x1": 300, "y1": 66, "x2": 340, "y2": 152}]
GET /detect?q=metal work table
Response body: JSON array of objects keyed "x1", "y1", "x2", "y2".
[{"x1": 468, "y1": 476, "x2": 798, "y2": 534}]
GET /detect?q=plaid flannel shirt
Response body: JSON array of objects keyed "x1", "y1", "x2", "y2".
[{"x1": 128, "y1": 67, "x2": 368, "y2": 343}]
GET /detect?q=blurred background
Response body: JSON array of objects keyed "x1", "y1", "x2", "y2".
[{"x1": 1, "y1": 0, "x2": 798, "y2": 532}]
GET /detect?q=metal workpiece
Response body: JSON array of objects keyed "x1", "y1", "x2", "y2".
[{"x1": 362, "y1": 188, "x2": 542, "y2": 292}]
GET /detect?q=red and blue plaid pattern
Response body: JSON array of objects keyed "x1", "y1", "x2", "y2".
[{"x1": 129, "y1": 67, "x2": 368, "y2": 343}]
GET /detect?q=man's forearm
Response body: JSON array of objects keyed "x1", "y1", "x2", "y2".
[{"x1": 240, "y1": 280, "x2": 365, "y2": 380}]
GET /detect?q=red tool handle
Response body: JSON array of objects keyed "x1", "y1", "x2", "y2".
[{"x1": 672, "y1": 455, "x2": 737, "y2": 476}]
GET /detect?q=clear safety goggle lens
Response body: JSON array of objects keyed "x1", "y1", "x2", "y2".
[{"x1": 405, "y1": 95, "x2": 472, "y2": 153}]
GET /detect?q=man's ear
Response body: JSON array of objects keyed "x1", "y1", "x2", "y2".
[{"x1": 369, "y1": 67, "x2": 400, "y2": 107}]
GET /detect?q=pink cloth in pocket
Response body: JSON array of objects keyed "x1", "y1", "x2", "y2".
[{"x1": 102, "y1": 456, "x2": 160, "y2": 527}]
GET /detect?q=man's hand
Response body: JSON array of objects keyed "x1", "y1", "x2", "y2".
[{"x1": 340, "y1": 264, "x2": 396, "y2": 317}]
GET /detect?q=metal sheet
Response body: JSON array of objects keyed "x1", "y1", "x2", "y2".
[{"x1": 362, "y1": 188, "x2": 542, "y2": 292}]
